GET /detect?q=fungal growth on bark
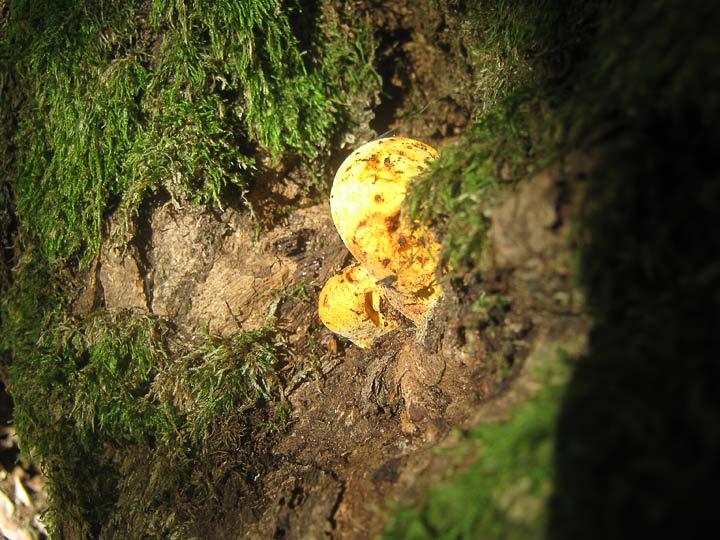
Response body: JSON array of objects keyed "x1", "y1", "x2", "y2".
[
  {"x1": 318, "y1": 137, "x2": 444, "y2": 347},
  {"x1": 317, "y1": 263, "x2": 401, "y2": 348}
]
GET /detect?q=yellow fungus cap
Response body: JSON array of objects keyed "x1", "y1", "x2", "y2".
[
  {"x1": 318, "y1": 263, "x2": 401, "y2": 348},
  {"x1": 330, "y1": 137, "x2": 441, "y2": 294}
]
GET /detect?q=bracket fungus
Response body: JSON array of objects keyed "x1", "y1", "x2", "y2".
[{"x1": 319, "y1": 137, "x2": 444, "y2": 348}]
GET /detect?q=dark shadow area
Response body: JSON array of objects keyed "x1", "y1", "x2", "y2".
[
  {"x1": 551, "y1": 121, "x2": 720, "y2": 539},
  {"x1": 0, "y1": 382, "x2": 19, "y2": 472},
  {"x1": 286, "y1": 0, "x2": 322, "y2": 70},
  {"x1": 549, "y1": 2, "x2": 720, "y2": 537},
  {"x1": 369, "y1": 27, "x2": 413, "y2": 135}
]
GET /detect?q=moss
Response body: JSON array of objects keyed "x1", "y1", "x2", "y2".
[
  {"x1": 0, "y1": 250, "x2": 66, "y2": 361},
  {"x1": 404, "y1": 0, "x2": 599, "y2": 275},
  {"x1": 7, "y1": 0, "x2": 145, "y2": 261},
  {"x1": 382, "y1": 354, "x2": 573, "y2": 540},
  {"x1": 154, "y1": 325, "x2": 288, "y2": 444},
  {"x1": 0, "y1": 41, "x2": 15, "y2": 293},
  {"x1": 3, "y1": 287, "x2": 290, "y2": 535},
  {"x1": 6, "y1": 308, "x2": 171, "y2": 532},
  {"x1": 2, "y1": 0, "x2": 378, "y2": 263},
  {"x1": 441, "y1": 0, "x2": 598, "y2": 113},
  {"x1": 405, "y1": 88, "x2": 556, "y2": 273},
  {"x1": 0, "y1": 1, "x2": 375, "y2": 534},
  {"x1": 0, "y1": 181, "x2": 13, "y2": 295}
]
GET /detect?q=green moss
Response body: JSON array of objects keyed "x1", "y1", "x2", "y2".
[
  {"x1": 406, "y1": 88, "x2": 555, "y2": 273},
  {"x1": 0, "y1": 181, "x2": 13, "y2": 294},
  {"x1": 0, "y1": 45, "x2": 15, "y2": 293},
  {"x1": 155, "y1": 325, "x2": 288, "y2": 444},
  {"x1": 0, "y1": 1, "x2": 375, "y2": 534},
  {"x1": 404, "y1": 0, "x2": 598, "y2": 275},
  {"x1": 6, "y1": 306, "x2": 172, "y2": 534},
  {"x1": 382, "y1": 356, "x2": 572, "y2": 540},
  {"x1": 3, "y1": 285, "x2": 290, "y2": 535},
  {"x1": 2, "y1": 0, "x2": 377, "y2": 263},
  {"x1": 7, "y1": 0, "x2": 142, "y2": 260},
  {"x1": 0, "y1": 250, "x2": 66, "y2": 360},
  {"x1": 437, "y1": 0, "x2": 597, "y2": 113}
]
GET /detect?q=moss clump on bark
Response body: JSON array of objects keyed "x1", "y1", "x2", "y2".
[
  {"x1": 5, "y1": 298, "x2": 291, "y2": 536},
  {"x1": 2, "y1": 0, "x2": 377, "y2": 263}
]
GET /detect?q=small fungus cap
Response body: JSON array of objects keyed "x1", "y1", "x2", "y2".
[{"x1": 318, "y1": 263, "x2": 400, "y2": 348}]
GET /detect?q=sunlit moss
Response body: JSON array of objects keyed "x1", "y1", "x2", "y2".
[{"x1": 3, "y1": 0, "x2": 377, "y2": 263}]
